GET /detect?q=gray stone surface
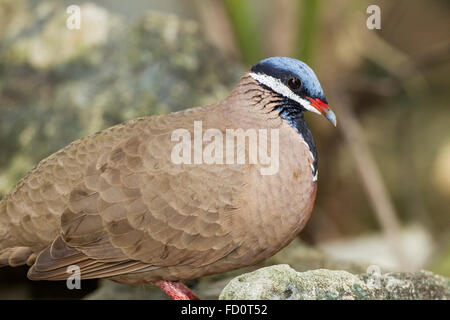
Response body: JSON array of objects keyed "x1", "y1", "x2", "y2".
[{"x1": 219, "y1": 264, "x2": 450, "y2": 300}]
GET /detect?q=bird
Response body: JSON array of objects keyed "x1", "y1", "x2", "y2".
[{"x1": 0, "y1": 57, "x2": 336, "y2": 300}]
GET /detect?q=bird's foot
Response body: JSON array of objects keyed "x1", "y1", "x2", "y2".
[{"x1": 155, "y1": 280, "x2": 200, "y2": 300}]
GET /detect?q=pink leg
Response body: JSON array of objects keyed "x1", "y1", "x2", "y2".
[{"x1": 155, "y1": 280, "x2": 200, "y2": 300}]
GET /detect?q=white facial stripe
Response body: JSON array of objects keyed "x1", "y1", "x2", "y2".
[{"x1": 249, "y1": 72, "x2": 321, "y2": 114}]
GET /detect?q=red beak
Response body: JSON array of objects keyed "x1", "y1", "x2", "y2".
[
  {"x1": 306, "y1": 97, "x2": 329, "y2": 113},
  {"x1": 306, "y1": 97, "x2": 337, "y2": 126}
]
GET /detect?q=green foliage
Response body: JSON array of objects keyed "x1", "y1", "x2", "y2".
[
  {"x1": 296, "y1": 0, "x2": 320, "y2": 64},
  {"x1": 223, "y1": 0, "x2": 262, "y2": 65}
]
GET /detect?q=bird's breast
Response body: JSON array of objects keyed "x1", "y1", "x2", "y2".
[{"x1": 233, "y1": 120, "x2": 317, "y2": 256}]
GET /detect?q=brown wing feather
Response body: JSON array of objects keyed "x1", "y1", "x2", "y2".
[
  {"x1": 26, "y1": 108, "x2": 246, "y2": 281},
  {"x1": 28, "y1": 236, "x2": 156, "y2": 280}
]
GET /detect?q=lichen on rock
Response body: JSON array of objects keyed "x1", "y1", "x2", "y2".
[{"x1": 219, "y1": 264, "x2": 450, "y2": 300}]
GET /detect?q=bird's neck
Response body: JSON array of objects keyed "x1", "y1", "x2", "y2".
[
  {"x1": 228, "y1": 73, "x2": 318, "y2": 180},
  {"x1": 278, "y1": 109, "x2": 318, "y2": 180}
]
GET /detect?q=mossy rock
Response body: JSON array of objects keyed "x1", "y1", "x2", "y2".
[{"x1": 219, "y1": 264, "x2": 450, "y2": 300}]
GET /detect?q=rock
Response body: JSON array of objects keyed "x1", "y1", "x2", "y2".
[
  {"x1": 219, "y1": 264, "x2": 450, "y2": 300},
  {"x1": 85, "y1": 280, "x2": 168, "y2": 300},
  {"x1": 210, "y1": 240, "x2": 372, "y2": 299},
  {"x1": 190, "y1": 239, "x2": 370, "y2": 299},
  {"x1": 219, "y1": 265, "x2": 366, "y2": 300},
  {"x1": 0, "y1": 1, "x2": 242, "y2": 197}
]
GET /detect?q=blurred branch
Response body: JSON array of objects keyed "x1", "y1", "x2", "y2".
[
  {"x1": 296, "y1": 0, "x2": 320, "y2": 64},
  {"x1": 334, "y1": 92, "x2": 411, "y2": 270},
  {"x1": 349, "y1": 28, "x2": 445, "y2": 232},
  {"x1": 223, "y1": 0, "x2": 262, "y2": 65},
  {"x1": 346, "y1": 26, "x2": 429, "y2": 97},
  {"x1": 193, "y1": 0, "x2": 240, "y2": 60},
  {"x1": 333, "y1": 22, "x2": 441, "y2": 267},
  {"x1": 410, "y1": 40, "x2": 450, "y2": 72},
  {"x1": 264, "y1": 0, "x2": 297, "y2": 57}
]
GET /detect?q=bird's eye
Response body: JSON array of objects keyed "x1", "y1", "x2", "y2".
[{"x1": 288, "y1": 77, "x2": 302, "y2": 90}]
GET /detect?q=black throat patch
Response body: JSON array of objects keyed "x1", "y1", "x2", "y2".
[{"x1": 276, "y1": 104, "x2": 318, "y2": 181}]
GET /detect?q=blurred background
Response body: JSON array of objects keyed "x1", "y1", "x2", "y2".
[{"x1": 0, "y1": 0, "x2": 449, "y2": 299}]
